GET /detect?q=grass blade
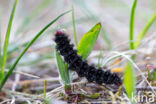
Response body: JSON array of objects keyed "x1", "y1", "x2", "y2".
[
  {"x1": 129, "y1": 0, "x2": 137, "y2": 50},
  {"x1": 0, "y1": 8, "x2": 2, "y2": 69},
  {"x1": 0, "y1": 10, "x2": 71, "y2": 90},
  {"x1": 0, "y1": 0, "x2": 18, "y2": 81},
  {"x1": 97, "y1": 48, "x2": 103, "y2": 68},
  {"x1": 56, "y1": 50, "x2": 72, "y2": 94},
  {"x1": 134, "y1": 13, "x2": 156, "y2": 48},
  {"x1": 77, "y1": 23, "x2": 101, "y2": 60},
  {"x1": 55, "y1": 50, "x2": 71, "y2": 85},
  {"x1": 124, "y1": 61, "x2": 136, "y2": 102},
  {"x1": 72, "y1": 5, "x2": 78, "y2": 46},
  {"x1": 152, "y1": 70, "x2": 156, "y2": 81},
  {"x1": 43, "y1": 80, "x2": 47, "y2": 98},
  {"x1": 124, "y1": 0, "x2": 137, "y2": 102}
]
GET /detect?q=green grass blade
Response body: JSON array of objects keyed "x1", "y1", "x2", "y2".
[
  {"x1": 134, "y1": 13, "x2": 156, "y2": 48},
  {"x1": 77, "y1": 23, "x2": 101, "y2": 60},
  {"x1": 152, "y1": 70, "x2": 156, "y2": 81},
  {"x1": 0, "y1": 0, "x2": 18, "y2": 81},
  {"x1": 72, "y1": 5, "x2": 78, "y2": 46},
  {"x1": 56, "y1": 50, "x2": 72, "y2": 94},
  {"x1": 55, "y1": 50, "x2": 70, "y2": 84},
  {"x1": 129, "y1": 0, "x2": 137, "y2": 50},
  {"x1": 8, "y1": 17, "x2": 89, "y2": 57},
  {"x1": 124, "y1": 61, "x2": 136, "y2": 102},
  {"x1": 16, "y1": 0, "x2": 55, "y2": 35},
  {"x1": 0, "y1": 8, "x2": 2, "y2": 69},
  {"x1": 0, "y1": 10, "x2": 71, "y2": 90},
  {"x1": 124, "y1": 0, "x2": 137, "y2": 101},
  {"x1": 97, "y1": 48, "x2": 103, "y2": 68}
]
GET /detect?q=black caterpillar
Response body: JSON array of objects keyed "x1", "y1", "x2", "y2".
[{"x1": 54, "y1": 30, "x2": 122, "y2": 86}]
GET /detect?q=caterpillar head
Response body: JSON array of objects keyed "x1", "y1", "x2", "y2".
[{"x1": 56, "y1": 30, "x2": 65, "y2": 35}]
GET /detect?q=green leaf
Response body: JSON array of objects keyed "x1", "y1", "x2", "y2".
[
  {"x1": 0, "y1": 0, "x2": 18, "y2": 81},
  {"x1": 55, "y1": 50, "x2": 71, "y2": 84},
  {"x1": 0, "y1": 9, "x2": 2, "y2": 70},
  {"x1": 134, "y1": 13, "x2": 156, "y2": 48},
  {"x1": 0, "y1": 10, "x2": 71, "y2": 90},
  {"x1": 129, "y1": 0, "x2": 137, "y2": 50},
  {"x1": 72, "y1": 5, "x2": 78, "y2": 46},
  {"x1": 77, "y1": 23, "x2": 101, "y2": 60},
  {"x1": 124, "y1": 61, "x2": 136, "y2": 101}
]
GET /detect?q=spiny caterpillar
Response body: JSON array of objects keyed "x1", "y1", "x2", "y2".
[{"x1": 54, "y1": 30, "x2": 122, "y2": 86}]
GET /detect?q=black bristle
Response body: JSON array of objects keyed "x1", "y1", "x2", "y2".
[{"x1": 54, "y1": 31, "x2": 122, "y2": 86}]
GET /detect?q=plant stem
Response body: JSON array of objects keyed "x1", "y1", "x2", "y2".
[
  {"x1": 1, "y1": 0, "x2": 18, "y2": 81},
  {"x1": 129, "y1": 0, "x2": 137, "y2": 50},
  {"x1": 72, "y1": 5, "x2": 78, "y2": 46}
]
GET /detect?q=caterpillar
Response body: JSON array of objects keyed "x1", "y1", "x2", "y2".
[{"x1": 54, "y1": 30, "x2": 122, "y2": 86}]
